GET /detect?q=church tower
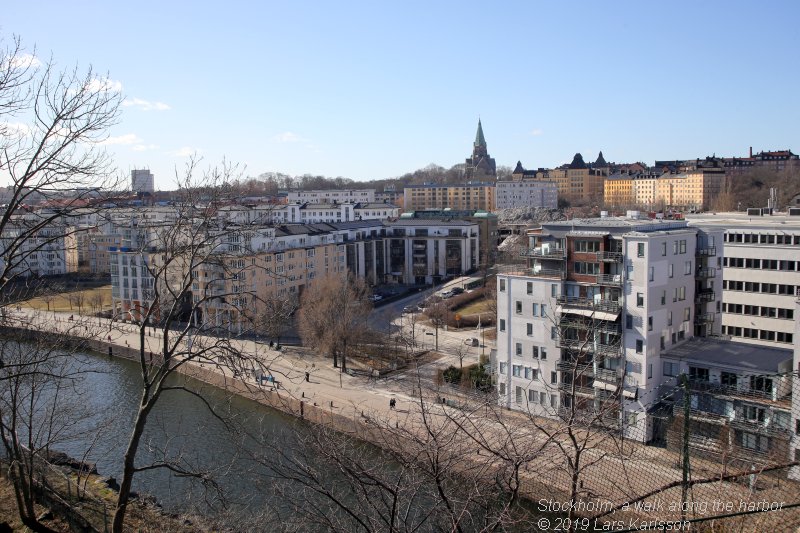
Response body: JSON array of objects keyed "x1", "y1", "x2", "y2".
[{"x1": 465, "y1": 119, "x2": 496, "y2": 180}]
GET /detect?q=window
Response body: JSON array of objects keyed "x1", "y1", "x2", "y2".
[
  {"x1": 660, "y1": 336, "x2": 665, "y2": 349},
  {"x1": 743, "y1": 405, "x2": 766, "y2": 423},
  {"x1": 550, "y1": 395, "x2": 558, "y2": 408},
  {"x1": 499, "y1": 362, "x2": 506, "y2": 373},
  {"x1": 532, "y1": 346, "x2": 539, "y2": 358},
  {"x1": 661, "y1": 290, "x2": 666, "y2": 305},
  {"x1": 648, "y1": 363, "x2": 652, "y2": 379},
  {"x1": 529, "y1": 389, "x2": 537, "y2": 402},
  {"x1": 541, "y1": 304, "x2": 547, "y2": 317},
  {"x1": 540, "y1": 348, "x2": 547, "y2": 360},
  {"x1": 647, "y1": 316, "x2": 653, "y2": 331},
  {"x1": 625, "y1": 314, "x2": 633, "y2": 329},
  {"x1": 515, "y1": 343, "x2": 522, "y2": 356},
  {"x1": 512, "y1": 365, "x2": 521, "y2": 377},
  {"x1": 635, "y1": 339, "x2": 643, "y2": 353},
  {"x1": 532, "y1": 303, "x2": 539, "y2": 316},
  {"x1": 689, "y1": 367, "x2": 709, "y2": 382},
  {"x1": 637, "y1": 243, "x2": 645, "y2": 257},
  {"x1": 679, "y1": 240, "x2": 686, "y2": 254},
  {"x1": 551, "y1": 284, "x2": 558, "y2": 297},
  {"x1": 678, "y1": 286, "x2": 685, "y2": 301},
  {"x1": 750, "y1": 376, "x2": 773, "y2": 395},
  {"x1": 515, "y1": 301, "x2": 522, "y2": 314},
  {"x1": 527, "y1": 323, "x2": 533, "y2": 336},
  {"x1": 626, "y1": 412, "x2": 638, "y2": 426},
  {"x1": 668, "y1": 264, "x2": 673, "y2": 278},
  {"x1": 499, "y1": 279, "x2": 506, "y2": 292},
  {"x1": 636, "y1": 293, "x2": 644, "y2": 307},
  {"x1": 663, "y1": 361, "x2": 679, "y2": 377},
  {"x1": 499, "y1": 319, "x2": 506, "y2": 332},
  {"x1": 526, "y1": 282, "x2": 532, "y2": 295},
  {"x1": 684, "y1": 261, "x2": 692, "y2": 275},
  {"x1": 683, "y1": 308, "x2": 691, "y2": 322},
  {"x1": 551, "y1": 326, "x2": 558, "y2": 340},
  {"x1": 661, "y1": 242, "x2": 667, "y2": 256},
  {"x1": 551, "y1": 371, "x2": 557, "y2": 384},
  {"x1": 648, "y1": 266, "x2": 654, "y2": 281},
  {"x1": 721, "y1": 372, "x2": 737, "y2": 387}
]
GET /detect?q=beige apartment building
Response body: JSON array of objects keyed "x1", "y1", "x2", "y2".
[
  {"x1": 403, "y1": 183, "x2": 495, "y2": 212},
  {"x1": 603, "y1": 169, "x2": 725, "y2": 211}
]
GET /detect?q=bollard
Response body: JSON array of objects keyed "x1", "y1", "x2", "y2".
[{"x1": 300, "y1": 401, "x2": 304, "y2": 418}]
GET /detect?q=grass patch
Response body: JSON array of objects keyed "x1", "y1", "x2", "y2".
[
  {"x1": 21, "y1": 285, "x2": 112, "y2": 313},
  {"x1": 454, "y1": 298, "x2": 492, "y2": 316}
]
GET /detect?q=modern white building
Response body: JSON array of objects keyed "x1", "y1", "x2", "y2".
[
  {"x1": 131, "y1": 169, "x2": 155, "y2": 194},
  {"x1": 495, "y1": 179, "x2": 558, "y2": 210},
  {"x1": 495, "y1": 213, "x2": 723, "y2": 442},
  {"x1": 687, "y1": 212, "x2": 800, "y2": 348},
  {"x1": 286, "y1": 189, "x2": 375, "y2": 204}
]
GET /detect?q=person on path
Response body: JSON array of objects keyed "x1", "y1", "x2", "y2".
[
  {"x1": 389, "y1": 398, "x2": 396, "y2": 410},
  {"x1": 305, "y1": 371, "x2": 310, "y2": 382}
]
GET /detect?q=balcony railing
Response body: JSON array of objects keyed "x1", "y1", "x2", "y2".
[
  {"x1": 686, "y1": 379, "x2": 775, "y2": 401},
  {"x1": 694, "y1": 290, "x2": 715, "y2": 304},
  {"x1": 556, "y1": 296, "x2": 621, "y2": 314},
  {"x1": 595, "y1": 367, "x2": 621, "y2": 384},
  {"x1": 696, "y1": 246, "x2": 717, "y2": 257},
  {"x1": 556, "y1": 361, "x2": 594, "y2": 376},
  {"x1": 694, "y1": 312, "x2": 715, "y2": 325},
  {"x1": 596, "y1": 273, "x2": 623, "y2": 287},
  {"x1": 557, "y1": 338, "x2": 621, "y2": 357},
  {"x1": 530, "y1": 268, "x2": 567, "y2": 279},
  {"x1": 558, "y1": 382, "x2": 596, "y2": 397},
  {"x1": 559, "y1": 317, "x2": 621, "y2": 335},
  {"x1": 596, "y1": 251, "x2": 623, "y2": 262},
  {"x1": 519, "y1": 247, "x2": 567, "y2": 260},
  {"x1": 696, "y1": 268, "x2": 716, "y2": 279}
]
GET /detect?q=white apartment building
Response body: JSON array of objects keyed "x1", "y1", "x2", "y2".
[
  {"x1": 217, "y1": 201, "x2": 398, "y2": 226},
  {"x1": 286, "y1": 189, "x2": 375, "y2": 204},
  {"x1": 131, "y1": 169, "x2": 155, "y2": 194},
  {"x1": 495, "y1": 180, "x2": 558, "y2": 210},
  {"x1": 687, "y1": 212, "x2": 800, "y2": 348},
  {"x1": 495, "y1": 214, "x2": 722, "y2": 442}
]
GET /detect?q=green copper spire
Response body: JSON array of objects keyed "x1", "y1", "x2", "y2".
[{"x1": 474, "y1": 119, "x2": 486, "y2": 148}]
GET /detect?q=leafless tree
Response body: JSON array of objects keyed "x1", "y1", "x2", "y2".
[
  {"x1": 251, "y1": 292, "x2": 298, "y2": 345},
  {"x1": 297, "y1": 273, "x2": 372, "y2": 372}
]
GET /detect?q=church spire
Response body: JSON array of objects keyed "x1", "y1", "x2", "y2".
[{"x1": 474, "y1": 119, "x2": 486, "y2": 149}]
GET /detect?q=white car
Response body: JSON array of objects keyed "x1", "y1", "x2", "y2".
[
  {"x1": 370, "y1": 294, "x2": 383, "y2": 302},
  {"x1": 464, "y1": 337, "x2": 479, "y2": 346}
]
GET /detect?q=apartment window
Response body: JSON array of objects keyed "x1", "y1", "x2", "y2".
[
  {"x1": 683, "y1": 307, "x2": 691, "y2": 322},
  {"x1": 532, "y1": 303, "x2": 539, "y2": 316},
  {"x1": 636, "y1": 293, "x2": 644, "y2": 307},
  {"x1": 541, "y1": 348, "x2": 547, "y2": 360},
  {"x1": 635, "y1": 339, "x2": 643, "y2": 353},
  {"x1": 637, "y1": 243, "x2": 645, "y2": 257},
  {"x1": 660, "y1": 336, "x2": 665, "y2": 350},
  {"x1": 625, "y1": 314, "x2": 633, "y2": 329},
  {"x1": 750, "y1": 376, "x2": 773, "y2": 395},
  {"x1": 684, "y1": 261, "x2": 692, "y2": 275},
  {"x1": 550, "y1": 395, "x2": 558, "y2": 408},
  {"x1": 500, "y1": 279, "x2": 506, "y2": 292},
  {"x1": 648, "y1": 267, "x2": 654, "y2": 281},
  {"x1": 689, "y1": 367, "x2": 709, "y2": 382},
  {"x1": 532, "y1": 346, "x2": 539, "y2": 358},
  {"x1": 515, "y1": 343, "x2": 522, "y2": 356},
  {"x1": 516, "y1": 301, "x2": 522, "y2": 314},
  {"x1": 661, "y1": 242, "x2": 667, "y2": 256},
  {"x1": 678, "y1": 286, "x2": 685, "y2": 301},
  {"x1": 673, "y1": 241, "x2": 678, "y2": 255},
  {"x1": 528, "y1": 389, "x2": 537, "y2": 402},
  {"x1": 679, "y1": 240, "x2": 686, "y2": 254},
  {"x1": 541, "y1": 304, "x2": 547, "y2": 317},
  {"x1": 663, "y1": 361, "x2": 679, "y2": 377},
  {"x1": 668, "y1": 264, "x2": 673, "y2": 278},
  {"x1": 551, "y1": 284, "x2": 558, "y2": 297},
  {"x1": 499, "y1": 319, "x2": 506, "y2": 332},
  {"x1": 648, "y1": 364, "x2": 652, "y2": 379},
  {"x1": 512, "y1": 365, "x2": 521, "y2": 377},
  {"x1": 527, "y1": 323, "x2": 533, "y2": 336},
  {"x1": 661, "y1": 290, "x2": 666, "y2": 305},
  {"x1": 627, "y1": 412, "x2": 638, "y2": 426},
  {"x1": 551, "y1": 326, "x2": 558, "y2": 340},
  {"x1": 721, "y1": 372, "x2": 737, "y2": 387},
  {"x1": 526, "y1": 282, "x2": 533, "y2": 295},
  {"x1": 667, "y1": 310, "x2": 672, "y2": 326},
  {"x1": 551, "y1": 371, "x2": 557, "y2": 384},
  {"x1": 647, "y1": 316, "x2": 653, "y2": 331}
]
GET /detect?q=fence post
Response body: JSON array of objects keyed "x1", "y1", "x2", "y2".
[{"x1": 680, "y1": 373, "x2": 691, "y2": 522}]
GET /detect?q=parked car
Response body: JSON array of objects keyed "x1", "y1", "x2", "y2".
[
  {"x1": 402, "y1": 305, "x2": 418, "y2": 314},
  {"x1": 464, "y1": 337, "x2": 479, "y2": 346},
  {"x1": 370, "y1": 294, "x2": 383, "y2": 302},
  {"x1": 450, "y1": 287, "x2": 465, "y2": 295},
  {"x1": 440, "y1": 290, "x2": 454, "y2": 299}
]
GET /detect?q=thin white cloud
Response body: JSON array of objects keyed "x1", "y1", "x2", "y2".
[
  {"x1": 271, "y1": 131, "x2": 303, "y2": 143},
  {"x1": 123, "y1": 97, "x2": 171, "y2": 111},
  {"x1": 172, "y1": 146, "x2": 200, "y2": 157},
  {"x1": 99, "y1": 133, "x2": 142, "y2": 146},
  {"x1": 7, "y1": 53, "x2": 41, "y2": 70},
  {"x1": 132, "y1": 144, "x2": 159, "y2": 152},
  {"x1": 86, "y1": 77, "x2": 123, "y2": 93},
  {"x1": 0, "y1": 121, "x2": 32, "y2": 137},
  {"x1": 530, "y1": 128, "x2": 544, "y2": 136}
]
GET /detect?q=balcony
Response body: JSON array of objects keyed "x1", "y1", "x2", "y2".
[
  {"x1": 595, "y1": 367, "x2": 621, "y2": 384},
  {"x1": 694, "y1": 290, "x2": 715, "y2": 304},
  {"x1": 696, "y1": 268, "x2": 716, "y2": 279},
  {"x1": 530, "y1": 267, "x2": 567, "y2": 279},
  {"x1": 558, "y1": 338, "x2": 621, "y2": 357},
  {"x1": 557, "y1": 361, "x2": 594, "y2": 376},
  {"x1": 694, "y1": 312, "x2": 715, "y2": 325},
  {"x1": 596, "y1": 273, "x2": 623, "y2": 287},
  {"x1": 557, "y1": 296, "x2": 621, "y2": 314},
  {"x1": 559, "y1": 317, "x2": 621, "y2": 335},
  {"x1": 558, "y1": 382, "x2": 596, "y2": 397},
  {"x1": 686, "y1": 379, "x2": 775, "y2": 402},
  {"x1": 596, "y1": 251, "x2": 623, "y2": 262},
  {"x1": 519, "y1": 247, "x2": 566, "y2": 260},
  {"x1": 696, "y1": 246, "x2": 716, "y2": 257}
]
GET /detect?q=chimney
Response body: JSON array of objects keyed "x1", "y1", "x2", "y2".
[{"x1": 749, "y1": 146, "x2": 753, "y2": 158}]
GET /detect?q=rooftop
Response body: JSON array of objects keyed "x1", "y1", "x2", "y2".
[
  {"x1": 662, "y1": 337, "x2": 793, "y2": 373},
  {"x1": 686, "y1": 212, "x2": 800, "y2": 230}
]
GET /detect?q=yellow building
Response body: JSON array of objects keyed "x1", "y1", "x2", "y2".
[
  {"x1": 403, "y1": 183, "x2": 496, "y2": 212},
  {"x1": 603, "y1": 175, "x2": 635, "y2": 208}
]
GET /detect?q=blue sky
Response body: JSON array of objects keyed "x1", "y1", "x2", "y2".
[{"x1": 4, "y1": 1, "x2": 799, "y2": 189}]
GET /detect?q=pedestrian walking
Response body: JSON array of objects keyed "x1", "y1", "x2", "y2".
[
  {"x1": 389, "y1": 398, "x2": 396, "y2": 410},
  {"x1": 305, "y1": 371, "x2": 310, "y2": 382}
]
